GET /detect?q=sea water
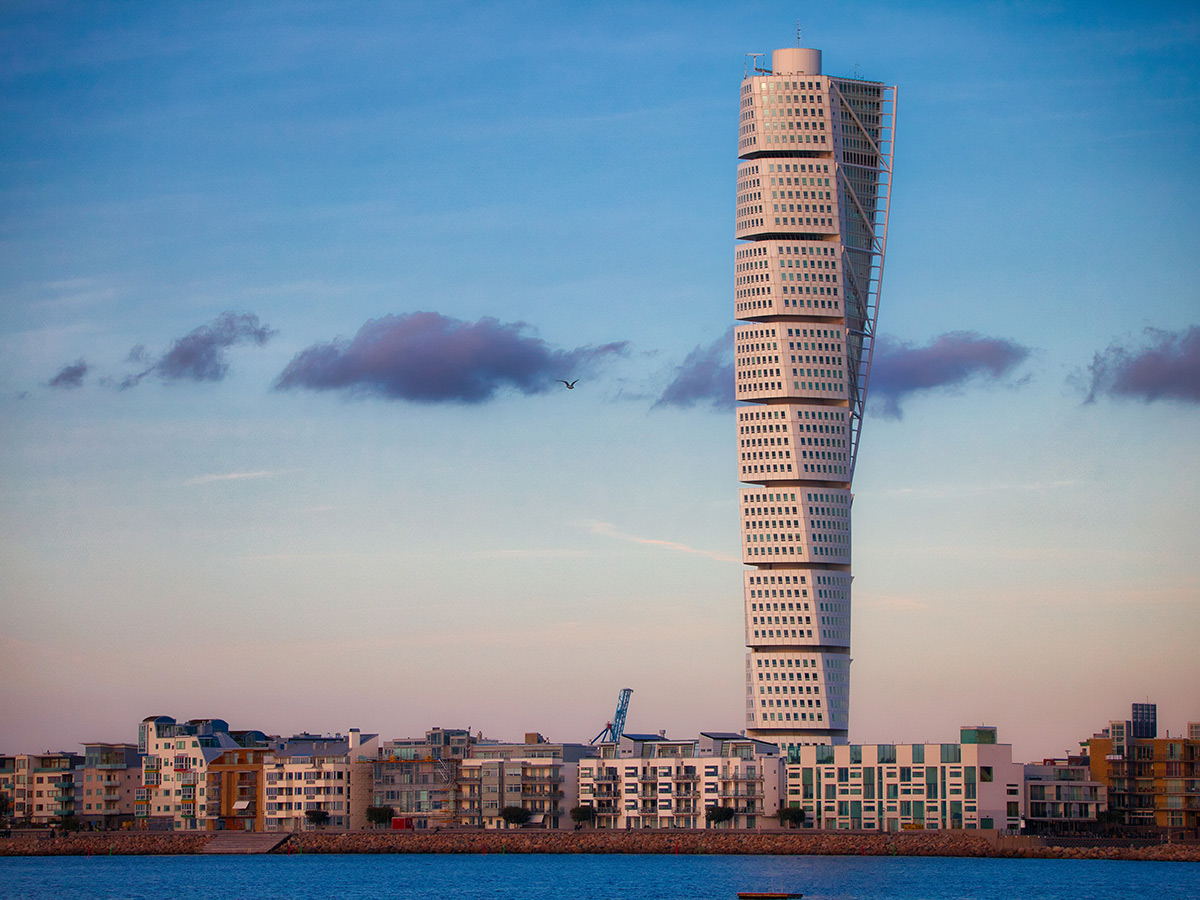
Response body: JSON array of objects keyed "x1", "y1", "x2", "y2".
[{"x1": 0, "y1": 852, "x2": 1196, "y2": 900}]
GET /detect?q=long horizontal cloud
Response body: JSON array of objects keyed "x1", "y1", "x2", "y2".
[
  {"x1": 275, "y1": 312, "x2": 627, "y2": 403},
  {"x1": 654, "y1": 328, "x2": 734, "y2": 411},
  {"x1": 48, "y1": 359, "x2": 88, "y2": 389},
  {"x1": 1085, "y1": 326, "x2": 1200, "y2": 404},
  {"x1": 122, "y1": 312, "x2": 275, "y2": 388},
  {"x1": 869, "y1": 331, "x2": 1031, "y2": 419}
]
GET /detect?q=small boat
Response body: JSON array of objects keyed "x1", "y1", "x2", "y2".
[{"x1": 737, "y1": 894, "x2": 803, "y2": 899}]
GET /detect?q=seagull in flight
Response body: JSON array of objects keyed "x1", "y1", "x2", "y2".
[{"x1": 556, "y1": 379, "x2": 579, "y2": 390}]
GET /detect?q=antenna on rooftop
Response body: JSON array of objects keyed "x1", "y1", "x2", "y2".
[{"x1": 797, "y1": 21, "x2": 802, "y2": 47}]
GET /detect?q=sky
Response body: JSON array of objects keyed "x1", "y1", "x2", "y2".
[{"x1": 2, "y1": 1, "x2": 1198, "y2": 762}]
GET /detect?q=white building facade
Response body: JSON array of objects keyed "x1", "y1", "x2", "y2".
[
  {"x1": 782, "y1": 727, "x2": 1023, "y2": 831},
  {"x1": 737, "y1": 46, "x2": 896, "y2": 751},
  {"x1": 263, "y1": 730, "x2": 379, "y2": 832},
  {"x1": 576, "y1": 733, "x2": 781, "y2": 830}
]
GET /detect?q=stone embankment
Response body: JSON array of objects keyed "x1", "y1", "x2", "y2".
[
  {"x1": 0, "y1": 833, "x2": 211, "y2": 856},
  {"x1": 2, "y1": 829, "x2": 1198, "y2": 862},
  {"x1": 274, "y1": 830, "x2": 1200, "y2": 862}
]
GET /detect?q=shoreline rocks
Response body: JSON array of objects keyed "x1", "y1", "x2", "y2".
[{"x1": 2, "y1": 829, "x2": 1198, "y2": 862}]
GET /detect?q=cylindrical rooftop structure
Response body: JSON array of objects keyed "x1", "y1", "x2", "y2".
[{"x1": 772, "y1": 47, "x2": 821, "y2": 75}]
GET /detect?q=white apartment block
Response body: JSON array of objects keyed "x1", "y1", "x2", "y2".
[
  {"x1": 577, "y1": 733, "x2": 781, "y2": 830},
  {"x1": 737, "y1": 46, "x2": 896, "y2": 750},
  {"x1": 263, "y1": 730, "x2": 379, "y2": 832},
  {"x1": 782, "y1": 727, "x2": 1023, "y2": 831}
]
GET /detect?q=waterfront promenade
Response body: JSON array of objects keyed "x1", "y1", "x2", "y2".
[{"x1": 2, "y1": 830, "x2": 1198, "y2": 861}]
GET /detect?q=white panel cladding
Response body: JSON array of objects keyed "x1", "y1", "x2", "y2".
[{"x1": 735, "y1": 49, "x2": 894, "y2": 753}]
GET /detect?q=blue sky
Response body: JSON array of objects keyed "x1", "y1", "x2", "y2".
[{"x1": 2, "y1": 1, "x2": 1198, "y2": 759}]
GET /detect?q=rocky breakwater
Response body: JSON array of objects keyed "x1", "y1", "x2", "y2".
[
  {"x1": 278, "y1": 830, "x2": 998, "y2": 857},
  {"x1": 991, "y1": 842, "x2": 1200, "y2": 863},
  {"x1": 0, "y1": 832, "x2": 212, "y2": 856}
]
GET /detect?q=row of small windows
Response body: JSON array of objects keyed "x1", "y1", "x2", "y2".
[
  {"x1": 749, "y1": 574, "x2": 809, "y2": 588},
  {"x1": 808, "y1": 492, "x2": 848, "y2": 505},
  {"x1": 756, "y1": 655, "x2": 824, "y2": 670},
  {"x1": 771, "y1": 162, "x2": 830, "y2": 176},
  {"x1": 744, "y1": 509, "x2": 796, "y2": 522},
  {"x1": 791, "y1": 327, "x2": 840, "y2": 339},
  {"x1": 743, "y1": 492, "x2": 796, "y2": 505},
  {"x1": 759, "y1": 671, "x2": 821, "y2": 687},
  {"x1": 738, "y1": 339, "x2": 845, "y2": 355},
  {"x1": 746, "y1": 78, "x2": 825, "y2": 92},
  {"x1": 783, "y1": 245, "x2": 835, "y2": 258}
]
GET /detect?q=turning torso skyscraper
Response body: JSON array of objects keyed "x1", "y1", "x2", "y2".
[{"x1": 736, "y1": 47, "x2": 896, "y2": 752}]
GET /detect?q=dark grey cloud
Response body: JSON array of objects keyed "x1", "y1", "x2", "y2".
[
  {"x1": 869, "y1": 331, "x2": 1031, "y2": 419},
  {"x1": 274, "y1": 312, "x2": 627, "y2": 403},
  {"x1": 654, "y1": 328, "x2": 734, "y2": 411},
  {"x1": 121, "y1": 312, "x2": 275, "y2": 388},
  {"x1": 1085, "y1": 326, "x2": 1200, "y2": 404},
  {"x1": 48, "y1": 359, "x2": 88, "y2": 389}
]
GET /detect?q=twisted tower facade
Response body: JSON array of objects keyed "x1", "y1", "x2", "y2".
[{"x1": 737, "y1": 47, "x2": 896, "y2": 752}]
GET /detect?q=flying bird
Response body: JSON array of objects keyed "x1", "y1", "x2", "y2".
[{"x1": 556, "y1": 380, "x2": 578, "y2": 390}]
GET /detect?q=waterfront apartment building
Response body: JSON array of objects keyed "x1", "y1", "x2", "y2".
[
  {"x1": 735, "y1": 46, "x2": 896, "y2": 751},
  {"x1": 782, "y1": 727, "x2": 1022, "y2": 831},
  {"x1": 456, "y1": 734, "x2": 589, "y2": 830},
  {"x1": 0, "y1": 756, "x2": 11, "y2": 821},
  {"x1": 1087, "y1": 711, "x2": 1200, "y2": 829},
  {"x1": 77, "y1": 742, "x2": 141, "y2": 829},
  {"x1": 136, "y1": 716, "x2": 271, "y2": 831},
  {"x1": 1, "y1": 751, "x2": 82, "y2": 826},
  {"x1": 577, "y1": 732, "x2": 781, "y2": 830},
  {"x1": 263, "y1": 730, "x2": 379, "y2": 832},
  {"x1": 372, "y1": 727, "x2": 476, "y2": 829},
  {"x1": 1022, "y1": 757, "x2": 1106, "y2": 833}
]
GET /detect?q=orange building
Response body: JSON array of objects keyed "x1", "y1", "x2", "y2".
[
  {"x1": 205, "y1": 747, "x2": 270, "y2": 832},
  {"x1": 1087, "y1": 715, "x2": 1200, "y2": 830}
]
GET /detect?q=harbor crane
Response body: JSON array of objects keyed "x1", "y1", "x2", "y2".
[{"x1": 591, "y1": 688, "x2": 633, "y2": 744}]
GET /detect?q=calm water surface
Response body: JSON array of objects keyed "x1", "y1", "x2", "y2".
[{"x1": 1, "y1": 853, "x2": 1196, "y2": 900}]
